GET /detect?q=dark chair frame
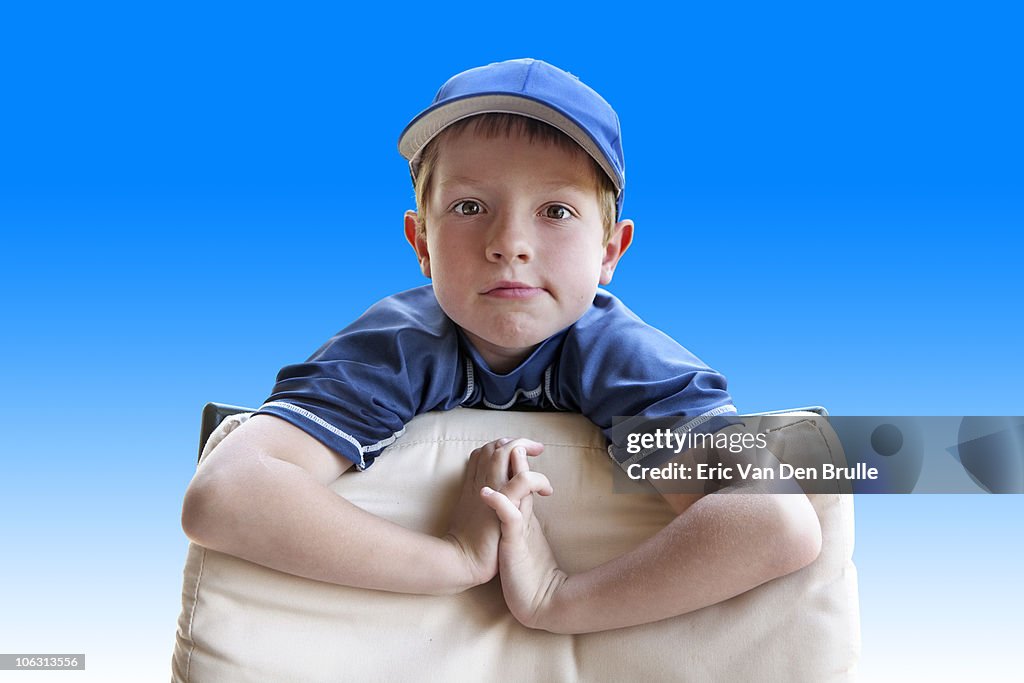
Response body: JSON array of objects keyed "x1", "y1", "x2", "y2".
[{"x1": 197, "y1": 402, "x2": 254, "y2": 462}]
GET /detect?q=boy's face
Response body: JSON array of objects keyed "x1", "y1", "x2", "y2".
[{"x1": 405, "y1": 125, "x2": 632, "y2": 373}]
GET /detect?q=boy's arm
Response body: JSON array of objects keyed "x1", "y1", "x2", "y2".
[
  {"x1": 181, "y1": 414, "x2": 537, "y2": 595},
  {"x1": 484, "y1": 448, "x2": 822, "y2": 634}
]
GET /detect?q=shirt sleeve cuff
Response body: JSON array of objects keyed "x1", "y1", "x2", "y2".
[{"x1": 255, "y1": 400, "x2": 369, "y2": 470}]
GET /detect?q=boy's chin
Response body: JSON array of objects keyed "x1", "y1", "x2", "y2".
[
  {"x1": 472, "y1": 330, "x2": 546, "y2": 354},
  {"x1": 459, "y1": 325, "x2": 553, "y2": 366}
]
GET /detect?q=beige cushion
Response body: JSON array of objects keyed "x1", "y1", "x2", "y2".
[{"x1": 173, "y1": 408, "x2": 860, "y2": 682}]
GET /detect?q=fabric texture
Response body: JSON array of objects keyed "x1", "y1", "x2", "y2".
[
  {"x1": 254, "y1": 285, "x2": 735, "y2": 471},
  {"x1": 172, "y1": 408, "x2": 860, "y2": 682}
]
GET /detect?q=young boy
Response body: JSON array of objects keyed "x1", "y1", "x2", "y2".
[{"x1": 182, "y1": 58, "x2": 821, "y2": 632}]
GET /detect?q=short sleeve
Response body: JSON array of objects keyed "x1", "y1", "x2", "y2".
[
  {"x1": 554, "y1": 291, "x2": 738, "y2": 470},
  {"x1": 254, "y1": 287, "x2": 465, "y2": 469}
]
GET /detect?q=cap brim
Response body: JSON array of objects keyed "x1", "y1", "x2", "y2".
[{"x1": 397, "y1": 93, "x2": 624, "y2": 196}]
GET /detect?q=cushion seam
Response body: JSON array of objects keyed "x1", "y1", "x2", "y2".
[
  {"x1": 384, "y1": 437, "x2": 608, "y2": 453},
  {"x1": 184, "y1": 546, "x2": 208, "y2": 682}
]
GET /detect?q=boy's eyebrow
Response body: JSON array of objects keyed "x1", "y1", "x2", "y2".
[
  {"x1": 438, "y1": 176, "x2": 594, "y2": 194},
  {"x1": 438, "y1": 175, "x2": 485, "y2": 189},
  {"x1": 536, "y1": 179, "x2": 594, "y2": 193}
]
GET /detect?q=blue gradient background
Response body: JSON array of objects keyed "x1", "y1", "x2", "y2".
[{"x1": 1, "y1": 2, "x2": 1021, "y2": 681}]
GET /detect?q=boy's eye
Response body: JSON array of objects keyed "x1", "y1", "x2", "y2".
[
  {"x1": 453, "y1": 200, "x2": 483, "y2": 216},
  {"x1": 543, "y1": 204, "x2": 573, "y2": 220}
]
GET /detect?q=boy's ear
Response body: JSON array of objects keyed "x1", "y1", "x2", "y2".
[
  {"x1": 599, "y1": 219, "x2": 634, "y2": 285},
  {"x1": 404, "y1": 210, "x2": 431, "y2": 278}
]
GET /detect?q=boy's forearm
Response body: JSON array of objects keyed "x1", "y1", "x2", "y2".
[
  {"x1": 535, "y1": 493, "x2": 822, "y2": 634},
  {"x1": 182, "y1": 451, "x2": 473, "y2": 595}
]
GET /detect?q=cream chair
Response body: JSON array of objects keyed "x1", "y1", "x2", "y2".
[{"x1": 173, "y1": 407, "x2": 859, "y2": 682}]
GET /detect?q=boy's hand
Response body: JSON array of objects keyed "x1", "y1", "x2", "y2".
[
  {"x1": 444, "y1": 437, "x2": 544, "y2": 590},
  {"x1": 480, "y1": 452, "x2": 563, "y2": 630}
]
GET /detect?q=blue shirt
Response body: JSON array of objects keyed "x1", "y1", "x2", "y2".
[{"x1": 256, "y1": 285, "x2": 736, "y2": 470}]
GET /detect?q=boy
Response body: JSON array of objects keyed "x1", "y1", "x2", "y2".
[{"x1": 182, "y1": 58, "x2": 821, "y2": 632}]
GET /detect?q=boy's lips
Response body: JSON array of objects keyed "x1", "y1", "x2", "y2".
[{"x1": 481, "y1": 281, "x2": 546, "y2": 299}]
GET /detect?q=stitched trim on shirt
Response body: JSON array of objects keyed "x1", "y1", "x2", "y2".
[
  {"x1": 363, "y1": 427, "x2": 407, "y2": 453},
  {"x1": 259, "y1": 401, "x2": 367, "y2": 469},
  {"x1": 482, "y1": 384, "x2": 543, "y2": 410},
  {"x1": 460, "y1": 358, "x2": 475, "y2": 405},
  {"x1": 615, "y1": 404, "x2": 739, "y2": 467},
  {"x1": 543, "y1": 366, "x2": 562, "y2": 409}
]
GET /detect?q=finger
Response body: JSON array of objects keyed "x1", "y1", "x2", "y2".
[
  {"x1": 511, "y1": 445, "x2": 529, "y2": 478},
  {"x1": 479, "y1": 438, "x2": 545, "y2": 488},
  {"x1": 502, "y1": 438, "x2": 545, "y2": 457},
  {"x1": 499, "y1": 438, "x2": 545, "y2": 478},
  {"x1": 500, "y1": 471, "x2": 554, "y2": 504},
  {"x1": 481, "y1": 486, "x2": 524, "y2": 531},
  {"x1": 486, "y1": 441, "x2": 514, "y2": 489},
  {"x1": 467, "y1": 445, "x2": 489, "y2": 483},
  {"x1": 470, "y1": 438, "x2": 507, "y2": 486}
]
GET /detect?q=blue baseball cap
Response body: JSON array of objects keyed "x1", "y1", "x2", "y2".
[{"x1": 398, "y1": 58, "x2": 626, "y2": 218}]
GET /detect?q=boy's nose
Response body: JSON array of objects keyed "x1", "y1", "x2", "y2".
[{"x1": 486, "y1": 216, "x2": 534, "y2": 264}]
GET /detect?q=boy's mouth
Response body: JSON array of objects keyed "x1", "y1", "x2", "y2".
[{"x1": 481, "y1": 281, "x2": 545, "y2": 299}]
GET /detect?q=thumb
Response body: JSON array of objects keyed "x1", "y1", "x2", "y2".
[{"x1": 481, "y1": 486, "x2": 524, "y2": 532}]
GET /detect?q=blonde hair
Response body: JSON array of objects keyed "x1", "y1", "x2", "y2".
[{"x1": 412, "y1": 114, "x2": 618, "y2": 244}]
